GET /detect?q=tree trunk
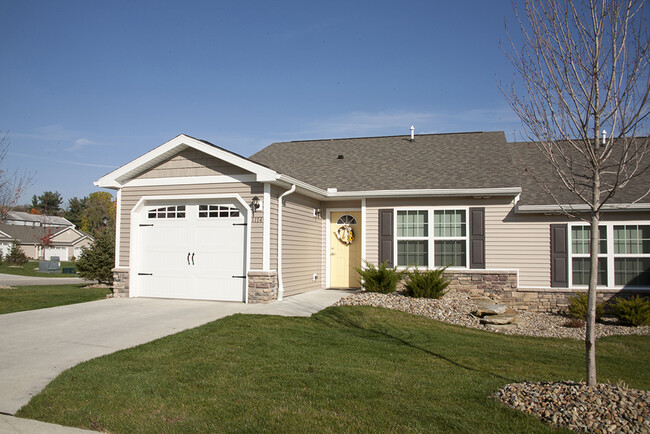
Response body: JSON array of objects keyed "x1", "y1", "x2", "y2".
[{"x1": 586, "y1": 209, "x2": 599, "y2": 386}]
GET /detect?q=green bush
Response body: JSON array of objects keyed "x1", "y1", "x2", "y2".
[
  {"x1": 354, "y1": 261, "x2": 405, "y2": 294},
  {"x1": 567, "y1": 292, "x2": 604, "y2": 321},
  {"x1": 6, "y1": 241, "x2": 29, "y2": 266},
  {"x1": 611, "y1": 295, "x2": 650, "y2": 326},
  {"x1": 404, "y1": 267, "x2": 450, "y2": 299},
  {"x1": 76, "y1": 229, "x2": 115, "y2": 284}
]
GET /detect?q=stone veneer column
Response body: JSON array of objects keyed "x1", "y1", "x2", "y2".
[
  {"x1": 111, "y1": 267, "x2": 130, "y2": 297},
  {"x1": 247, "y1": 271, "x2": 278, "y2": 303}
]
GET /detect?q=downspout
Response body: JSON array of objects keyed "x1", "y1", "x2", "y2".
[{"x1": 277, "y1": 184, "x2": 296, "y2": 301}]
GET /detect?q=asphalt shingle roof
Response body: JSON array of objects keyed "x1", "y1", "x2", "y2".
[
  {"x1": 249, "y1": 131, "x2": 649, "y2": 206},
  {"x1": 250, "y1": 131, "x2": 519, "y2": 192}
]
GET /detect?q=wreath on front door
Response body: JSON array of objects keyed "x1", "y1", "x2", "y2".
[{"x1": 336, "y1": 225, "x2": 355, "y2": 245}]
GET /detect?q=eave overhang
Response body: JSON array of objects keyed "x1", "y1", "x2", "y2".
[
  {"x1": 515, "y1": 202, "x2": 650, "y2": 214},
  {"x1": 94, "y1": 134, "x2": 277, "y2": 189}
]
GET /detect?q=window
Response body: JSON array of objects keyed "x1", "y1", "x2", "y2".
[
  {"x1": 570, "y1": 225, "x2": 607, "y2": 286},
  {"x1": 434, "y1": 210, "x2": 466, "y2": 267},
  {"x1": 336, "y1": 214, "x2": 357, "y2": 225},
  {"x1": 569, "y1": 223, "x2": 650, "y2": 287},
  {"x1": 397, "y1": 210, "x2": 428, "y2": 266},
  {"x1": 148, "y1": 205, "x2": 186, "y2": 219},
  {"x1": 396, "y1": 209, "x2": 467, "y2": 268},
  {"x1": 613, "y1": 225, "x2": 650, "y2": 286},
  {"x1": 198, "y1": 204, "x2": 240, "y2": 218}
]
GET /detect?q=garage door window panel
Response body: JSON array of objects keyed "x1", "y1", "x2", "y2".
[
  {"x1": 198, "y1": 204, "x2": 240, "y2": 218},
  {"x1": 148, "y1": 205, "x2": 186, "y2": 219}
]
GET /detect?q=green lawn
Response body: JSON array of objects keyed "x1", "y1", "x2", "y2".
[
  {"x1": 0, "y1": 284, "x2": 111, "y2": 314},
  {"x1": 17, "y1": 306, "x2": 649, "y2": 433},
  {"x1": 0, "y1": 260, "x2": 78, "y2": 277}
]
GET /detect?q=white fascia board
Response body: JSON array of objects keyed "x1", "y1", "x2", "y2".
[
  {"x1": 329, "y1": 187, "x2": 522, "y2": 199},
  {"x1": 273, "y1": 175, "x2": 521, "y2": 200},
  {"x1": 516, "y1": 202, "x2": 650, "y2": 214},
  {"x1": 95, "y1": 134, "x2": 277, "y2": 188}
]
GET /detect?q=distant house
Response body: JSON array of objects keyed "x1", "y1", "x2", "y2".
[
  {"x1": 95, "y1": 132, "x2": 649, "y2": 310},
  {"x1": 3, "y1": 211, "x2": 75, "y2": 228},
  {"x1": 0, "y1": 212, "x2": 93, "y2": 260}
]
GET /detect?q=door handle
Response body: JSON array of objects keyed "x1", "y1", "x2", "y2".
[
  {"x1": 187, "y1": 252, "x2": 191, "y2": 265},
  {"x1": 191, "y1": 252, "x2": 195, "y2": 265}
]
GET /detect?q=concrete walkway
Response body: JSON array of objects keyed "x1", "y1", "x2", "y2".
[
  {"x1": 0, "y1": 289, "x2": 354, "y2": 433},
  {"x1": 0, "y1": 273, "x2": 92, "y2": 286}
]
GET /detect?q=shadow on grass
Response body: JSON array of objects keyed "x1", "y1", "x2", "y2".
[{"x1": 319, "y1": 306, "x2": 516, "y2": 383}]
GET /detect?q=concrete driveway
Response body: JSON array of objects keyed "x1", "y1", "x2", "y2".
[
  {"x1": 0, "y1": 273, "x2": 92, "y2": 286},
  {"x1": 0, "y1": 289, "x2": 353, "y2": 415}
]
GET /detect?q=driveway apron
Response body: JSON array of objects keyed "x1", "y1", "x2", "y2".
[{"x1": 0, "y1": 289, "x2": 353, "y2": 416}]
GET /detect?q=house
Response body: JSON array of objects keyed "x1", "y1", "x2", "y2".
[
  {"x1": 0, "y1": 224, "x2": 93, "y2": 260},
  {"x1": 95, "y1": 132, "x2": 649, "y2": 310},
  {"x1": 3, "y1": 211, "x2": 75, "y2": 229}
]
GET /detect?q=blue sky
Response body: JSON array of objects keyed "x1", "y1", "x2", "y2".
[{"x1": 1, "y1": 0, "x2": 524, "y2": 205}]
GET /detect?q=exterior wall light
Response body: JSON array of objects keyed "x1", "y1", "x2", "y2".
[{"x1": 251, "y1": 196, "x2": 261, "y2": 212}]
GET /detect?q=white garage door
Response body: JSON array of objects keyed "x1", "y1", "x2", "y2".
[
  {"x1": 135, "y1": 201, "x2": 247, "y2": 301},
  {"x1": 45, "y1": 247, "x2": 68, "y2": 261}
]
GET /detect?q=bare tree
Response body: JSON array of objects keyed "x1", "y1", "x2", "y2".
[
  {"x1": 501, "y1": 0, "x2": 649, "y2": 386},
  {"x1": 0, "y1": 131, "x2": 34, "y2": 221}
]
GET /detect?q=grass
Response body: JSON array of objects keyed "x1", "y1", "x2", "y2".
[
  {"x1": 17, "y1": 306, "x2": 649, "y2": 433},
  {"x1": 0, "y1": 284, "x2": 111, "y2": 314},
  {"x1": 0, "y1": 260, "x2": 78, "y2": 277}
]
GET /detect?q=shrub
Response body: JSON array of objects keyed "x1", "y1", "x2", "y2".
[
  {"x1": 403, "y1": 267, "x2": 450, "y2": 299},
  {"x1": 611, "y1": 295, "x2": 650, "y2": 326},
  {"x1": 6, "y1": 241, "x2": 29, "y2": 266},
  {"x1": 354, "y1": 261, "x2": 405, "y2": 294},
  {"x1": 567, "y1": 292, "x2": 604, "y2": 321},
  {"x1": 76, "y1": 230, "x2": 115, "y2": 284},
  {"x1": 562, "y1": 318, "x2": 585, "y2": 328}
]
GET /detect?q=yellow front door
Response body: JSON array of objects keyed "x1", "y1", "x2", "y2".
[{"x1": 330, "y1": 211, "x2": 361, "y2": 288}]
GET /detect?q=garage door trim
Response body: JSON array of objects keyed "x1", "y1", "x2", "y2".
[{"x1": 129, "y1": 193, "x2": 251, "y2": 302}]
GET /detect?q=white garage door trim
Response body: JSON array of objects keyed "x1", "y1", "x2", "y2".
[{"x1": 129, "y1": 194, "x2": 251, "y2": 303}]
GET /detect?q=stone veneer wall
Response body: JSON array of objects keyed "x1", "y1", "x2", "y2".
[
  {"x1": 248, "y1": 270, "x2": 278, "y2": 303},
  {"x1": 443, "y1": 269, "x2": 645, "y2": 312},
  {"x1": 112, "y1": 267, "x2": 130, "y2": 298}
]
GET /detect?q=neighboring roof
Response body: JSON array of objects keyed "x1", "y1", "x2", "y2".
[
  {"x1": 510, "y1": 139, "x2": 650, "y2": 208},
  {"x1": 5, "y1": 211, "x2": 74, "y2": 227},
  {"x1": 250, "y1": 131, "x2": 520, "y2": 192},
  {"x1": 95, "y1": 134, "x2": 277, "y2": 188},
  {"x1": 0, "y1": 224, "x2": 92, "y2": 245}
]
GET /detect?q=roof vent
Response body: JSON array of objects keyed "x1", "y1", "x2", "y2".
[
  {"x1": 410, "y1": 125, "x2": 415, "y2": 142},
  {"x1": 337, "y1": 154, "x2": 344, "y2": 159}
]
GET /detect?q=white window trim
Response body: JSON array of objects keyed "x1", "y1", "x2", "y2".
[
  {"x1": 394, "y1": 207, "x2": 470, "y2": 270},
  {"x1": 568, "y1": 221, "x2": 650, "y2": 289}
]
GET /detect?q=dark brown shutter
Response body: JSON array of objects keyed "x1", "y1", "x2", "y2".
[
  {"x1": 378, "y1": 209, "x2": 393, "y2": 267},
  {"x1": 469, "y1": 207, "x2": 485, "y2": 269},
  {"x1": 550, "y1": 224, "x2": 568, "y2": 287}
]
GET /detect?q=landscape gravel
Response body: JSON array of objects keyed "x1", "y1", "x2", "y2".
[
  {"x1": 334, "y1": 290, "x2": 650, "y2": 433},
  {"x1": 333, "y1": 290, "x2": 650, "y2": 339}
]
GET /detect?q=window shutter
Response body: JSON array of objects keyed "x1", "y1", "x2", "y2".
[
  {"x1": 378, "y1": 209, "x2": 393, "y2": 267},
  {"x1": 469, "y1": 207, "x2": 485, "y2": 269},
  {"x1": 550, "y1": 224, "x2": 568, "y2": 287}
]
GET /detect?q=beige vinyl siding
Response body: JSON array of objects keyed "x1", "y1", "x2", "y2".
[
  {"x1": 22, "y1": 245, "x2": 38, "y2": 259},
  {"x1": 135, "y1": 149, "x2": 249, "y2": 179},
  {"x1": 119, "y1": 182, "x2": 263, "y2": 268},
  {"x1": 365, "y1": 207, "x2": 379, "y2": 265},
  {"x1": 281, "y1": 192, "x2": 324, "y2": 296},
  {"x1": 485, "y1": 203, "x2": 562, "y2": 287},
  {"x1": 270, "y1": 186, "x2": 280, "y2": 271},
  {"x1": 50, "y1": 228, "x2": 81, "y2": 243}
]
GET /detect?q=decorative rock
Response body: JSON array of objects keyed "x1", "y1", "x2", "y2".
[
  {"x1": 480, "y1": 313, "x2": 517, "y2": 325},
  {"x1": 474, "y1": 303, "x2": 507, "y2": 316},
  {"x1": 484, "y1": 323, "x2": 518, "y2": 332}
]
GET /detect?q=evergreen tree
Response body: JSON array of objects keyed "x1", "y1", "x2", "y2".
[{"x1": 76, "y1": 229, "x2": 115, "y2": 284}]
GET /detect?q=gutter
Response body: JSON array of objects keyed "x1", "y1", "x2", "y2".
[
  {"x1": 277, "y1": 184, "x2": 296, "y2": 301},
  {"x1": 516, "y1": 202, "x2": 650, "y2": 214}
]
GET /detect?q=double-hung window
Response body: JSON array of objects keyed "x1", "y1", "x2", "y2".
[
  {"x1": 397, "y1": 210, "x2": 428, "y2": 267},
  {"x1": 569, "y1": 223, "x2": 650, "y2": 287},
  {"x1": 396, "y1": 209, "x2": 467, "y2": 268},
  {"x1": 570, "y1": 225, "x2": 607, "y2": 286},
  {"x1": 613, "y1": 224, "x2": 650, "y2": 286}
]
